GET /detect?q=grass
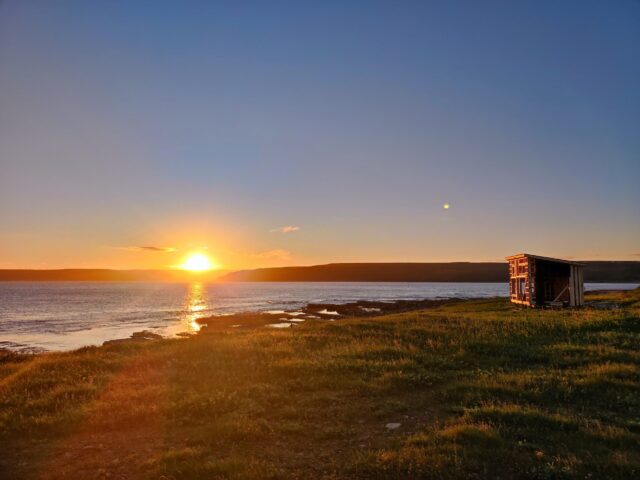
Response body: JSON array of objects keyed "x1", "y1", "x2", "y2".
[{"x1": 0, "y1": 288, "x2": 638, "y2": 479}]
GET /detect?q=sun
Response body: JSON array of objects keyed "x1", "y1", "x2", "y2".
[{"x1": 181, "y1": 253, "x2": 214, "y2": 272}]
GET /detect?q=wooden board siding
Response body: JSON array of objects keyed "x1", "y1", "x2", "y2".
[
  {"x1": 568, "y1": 264, "x2": 585, "y2": 307},
  {"x1": 506, "y1": 253, "x2": 584, "y2": 308},
  {"x1": 569, "y1": 265, "x2": 575, "y2": 306},
  {"x1": 508, "y1": 256, "x2": 533, "y2": 306}
]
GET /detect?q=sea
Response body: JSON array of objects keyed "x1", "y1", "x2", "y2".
[{"x1": 0, "y1": 282, "x2": 636, "y2": 352}]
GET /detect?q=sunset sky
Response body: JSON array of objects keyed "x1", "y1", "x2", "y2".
[{"x1": 1, "y1": 1, "x2": 639, "y2": 270}]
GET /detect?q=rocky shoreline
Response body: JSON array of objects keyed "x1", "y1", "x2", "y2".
[
  {"x1": 0, "y1": 297, "x2": 469, "y2": 354},
  {"x1": 112, "y1": 297, "x2": 470, "y2": 343},
  {"x1": 4, "y1": 290, "x2": 629, "y2": 353},
  {"x1": 195, "y1": 297, "x2": 465, "y2": 331}
]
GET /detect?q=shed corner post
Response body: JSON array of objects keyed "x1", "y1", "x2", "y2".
[
  {"x1": 569, "y1": 265, "x2": 576, "y2": 307},
  {"x1": 528, "y1": 257, "x2": 534, "y2": 307},
  {"x1": 578, "y1": 266, "x2": 585, "y2": 306}
]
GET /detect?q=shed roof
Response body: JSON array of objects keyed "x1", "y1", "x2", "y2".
[{"x1": 505, "y1": 253, "x2": 585, "y2": 266}]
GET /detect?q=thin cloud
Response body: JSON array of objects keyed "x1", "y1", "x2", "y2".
[
  {"x1": 253, "y1": 249, "x2": 292, "y2": 261},
  {"x1": 121, "y1": 246, "x2": 177, "y2": 253},
  {"x1": 270, "y1": 225, "x2": 300, "y2": 234}
]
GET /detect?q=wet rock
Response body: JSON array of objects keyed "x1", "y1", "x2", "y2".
[
  {"x1": 103, "y1": 330, "x2": 162, "y2": 347},
  {"x1": 130, "y1": 330, "x2": 162, "y2": 340}
]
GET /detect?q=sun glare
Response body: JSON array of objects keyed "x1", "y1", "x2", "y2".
[{"x1": 181, "y1": 253, "x2": 214, "y2": 272}]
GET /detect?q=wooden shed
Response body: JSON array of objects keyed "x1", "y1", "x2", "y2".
[{"x1": 506, "y1": 253, "x2": 584, "y2": 307}]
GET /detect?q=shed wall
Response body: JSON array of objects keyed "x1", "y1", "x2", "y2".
[{"x1": 507, "y1": 255, "x2": 584, "y2": 307}]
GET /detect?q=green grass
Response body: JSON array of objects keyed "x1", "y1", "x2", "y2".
[{"x1": 1, "y1": 288, "x2": 639, "y2": 479}]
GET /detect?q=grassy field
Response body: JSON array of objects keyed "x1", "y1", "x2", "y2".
[{"x1": 1, "y1": 288, "x2": 639, "y2": 479}]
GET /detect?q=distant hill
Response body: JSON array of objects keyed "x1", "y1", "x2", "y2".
[
  {"x1": 2, "y1": 262, "x2": 638, "y2": 283},
  {"x1": 220, "y1": 262, "x2": 640, "y2": 283},
  {"x1": 0, "y1": 269, "x2": 229, "y2": 282}
]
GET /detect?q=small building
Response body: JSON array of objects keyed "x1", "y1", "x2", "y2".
[{"x1": 506, "y1": 253, "x2": 584, "y2": 307}]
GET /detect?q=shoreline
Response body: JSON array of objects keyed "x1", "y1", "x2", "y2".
[
  {"x1": 1, "y1": 287, "x2": 638, "y2": 478},
  {"x1": 196, "y1": 297, "x2": 466, "y2": 331},
  {"x1": 4, "y1": 287, "x2": 635, "y2": 355},
  {"x1": 69, "y1": 298, "x2": 470, "y2": 349},
  {"x1": 1, "y1": 297, "x2": 470, "y2": 354}
]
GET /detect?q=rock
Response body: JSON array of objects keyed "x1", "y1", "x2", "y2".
[
  {"x1": 130, "y1": 330, "x2": 162, "y2": 340},
  {"x1": 385, "y1": 422, "x2": 401, "y2": 430},
  {"x1": 103, "y1": 330, "x2": 162, "y2": 347}
]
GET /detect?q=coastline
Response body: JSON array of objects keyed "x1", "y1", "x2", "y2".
[
  {"x1": 3, "y1": 286, "x2": 637, "y2": 354},
  {"x1": 60, "y1": 298, "x2": 468, "y2": 349},
  {"x1": 3, "y1": 282, "x2": 639, "y2": 353},
  {"x1": 1, "y1": 287, "x2": 638, "y2": 478},
  {"x1": 196, "y1": 297, "x2": 465, "y2": 331},
  {"x1": 0, "y1": 297, "x2": 467, "y2": 354},
  {"x1": 57, "y1": 286, "x2": 640, "y2": 349}
]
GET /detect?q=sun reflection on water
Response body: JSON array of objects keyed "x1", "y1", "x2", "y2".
[{"x1": 184, "y1": 283, "x2": 207, "y2": 332}]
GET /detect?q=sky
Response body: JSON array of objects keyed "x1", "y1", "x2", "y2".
[{"x1": 1, "y1": 1, "x2": 639, "y2": 270}]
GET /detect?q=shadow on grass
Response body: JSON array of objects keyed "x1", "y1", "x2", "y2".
[{"x1": 0, "y1": 288, "x2": 638, "y2": 479}]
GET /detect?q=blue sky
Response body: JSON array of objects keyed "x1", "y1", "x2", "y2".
[{"x1": 1, "y1": 1, "x2": 638, "y2": 269}]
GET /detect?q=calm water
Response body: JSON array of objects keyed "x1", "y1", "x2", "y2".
[{"x1": 0, "y1": 282, "x2": 636, "y2": 351}]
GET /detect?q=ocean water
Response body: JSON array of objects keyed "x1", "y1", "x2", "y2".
[{"x1": 0, "y1": 282, "x2": 636, "y2": 352}]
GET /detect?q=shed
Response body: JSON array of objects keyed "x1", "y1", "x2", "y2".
[{"x1": 506, "y1": 253, "x2": 584, "y2": 307}]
